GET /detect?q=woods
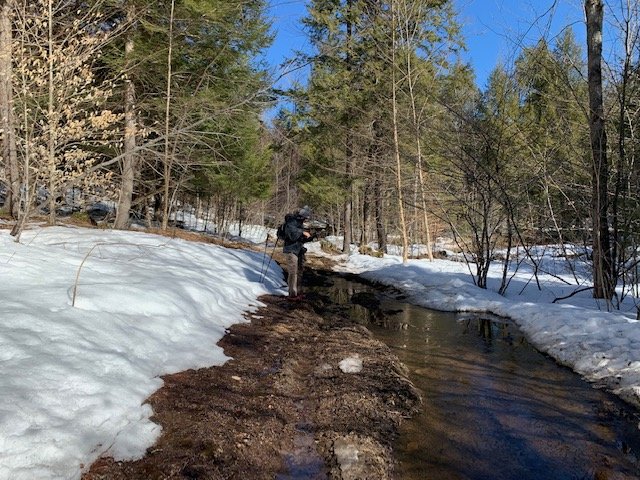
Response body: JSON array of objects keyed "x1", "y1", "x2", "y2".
[
  {"x1": 1, "y1": 0, "x2": 640, "y2": 307},
  {"x1": 0, "y1": 0, "x2": 272, "y2": 238}
]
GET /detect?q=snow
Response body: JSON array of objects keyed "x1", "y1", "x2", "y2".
[
  {"x1": 338, "y1": 355, "x2": 363, "y2": 374},
  {"x1": 3, "y1": 223, "x2": 640, "y2": 479},
  {"x1": 0, "y1": 226, "x2": 284, "y2": 480},
  {"x1": 169, "y1": 209, "x2": 273, "y2": 245}
]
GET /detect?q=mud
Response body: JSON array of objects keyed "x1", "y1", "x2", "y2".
[{"x1": 83, "y1": 269, "x2": 421, "y2": 479}]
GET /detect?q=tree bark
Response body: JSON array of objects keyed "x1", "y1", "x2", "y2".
[
  {"x1": 343, "y1": 154, "x2": 354, "y2": 253},
  {"x1": 374, "y1": 175, "x2": 387, "y2": 254},
  {"x1": 585, "y1": 0, "x2": 614, "y2": 300},
  {"x1": 342, "y1": 0, "x2": 354, "y2": 254},
  {"x1": 161, "y1": 0, "x2": 176, "y2": 230},
  {"x1": 611, "y1": 0, "x2": 635, "y2": 302},
  {"x1": 400, "y1": 0, "x2": 433, "y2": 261},
  {"x1": 0, "y1": 1, "x2": 18, "y2": 219},
  {"x1": 47, "y1": 0, "x2": 56, "y2": 224},
  {"x1": 115, "y1": 27, "x2": 136, "y2": 229},
  {"x1": 391, "y1": 0, "x2": 409, "y2": 264}
]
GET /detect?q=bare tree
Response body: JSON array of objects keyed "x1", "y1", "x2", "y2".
[
  {"x1": 10, "y1": 0, "x2": 121, "y2": 238},
  {"x1": 160, "y1": 0, "x2": 176, "y2": 230},
  {"x1": 390, "y1": 0, "x2": 409, "y2": 263},
  {"x1": 396, "y1": 0, "x2": 439, "y2": 261}
]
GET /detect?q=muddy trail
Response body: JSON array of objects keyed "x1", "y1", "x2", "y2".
[{"x1": 84, "y1": 266, "x2": 421, "y2": 480}]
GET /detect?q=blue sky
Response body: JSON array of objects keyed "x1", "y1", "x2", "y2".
[
  {"x1": 263, "y1": 0, "x2": 311, "y2": 93},
  {"x1": 457, "y1": 0, "x2": 584, "y2": 88},
  {"x1": 263, "y1": 0, "x2": 585, "y2": 97}
]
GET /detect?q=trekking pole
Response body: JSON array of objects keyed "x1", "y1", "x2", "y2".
[
  {"x1": 259, "y1": 237, "x2": 279, "y2": 284},
  {"x1": 259, "y1": 233, "x2": 269, "y2": 281}
]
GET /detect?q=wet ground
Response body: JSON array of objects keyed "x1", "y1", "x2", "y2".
[
  {"x1": 321, "y1": 275, "x2": 640, "y2": 480},
  {"x1": 83, "y1": 268, "x2": 421, "y2": 479},
  {"x1": 83, "y1": 252, "x2": 640, "y2": 480}
]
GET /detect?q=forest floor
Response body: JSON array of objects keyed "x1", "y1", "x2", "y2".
[{"x1": 83, "y1": 249, "x2": 422, "y2": 480}]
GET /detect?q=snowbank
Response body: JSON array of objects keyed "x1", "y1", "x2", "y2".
[{"x1": 0, "y1": 226, "x2": 284, "y2": 480}]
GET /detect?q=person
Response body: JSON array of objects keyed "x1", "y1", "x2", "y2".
[{"x1": 282, "y1": 206, "x2": 315, "y2": 299}]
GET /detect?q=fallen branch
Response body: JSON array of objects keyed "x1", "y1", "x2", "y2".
[{"x1": 552, "y1": 286, "x2": 594, "y2": 303}]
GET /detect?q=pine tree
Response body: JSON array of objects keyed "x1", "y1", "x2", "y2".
[
  {"x1": 300, "y1": 0, "x2": 460, "y2": 255},
  {"x1": 98, "y1": 0, "x2": 273, "y2": 228}
]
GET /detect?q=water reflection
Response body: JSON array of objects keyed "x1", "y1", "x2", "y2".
[
  {"x1": 456, "y1": 314, "x2": 527, "y2": 351},
  {"x1": 314, "y1": 275, "x2": 640, "y2": 480}
]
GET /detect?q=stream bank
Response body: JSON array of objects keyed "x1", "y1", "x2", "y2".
[
  {"x1": 84, "y1": 269, "x2": 421, "y2": 479},
  {"x1": 321, "y1": 275, "x2": 640, "y2": 480}
]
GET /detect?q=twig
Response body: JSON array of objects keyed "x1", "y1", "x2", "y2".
[
  {"x1": 552, "y1": 286, "x2": 594, "y2": 304},
  {"x1": 71, "y1": 240, "x2": 173, "y2": 307}
]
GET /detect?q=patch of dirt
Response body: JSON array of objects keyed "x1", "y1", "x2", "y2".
[{"x1": 83, "y1": 278, "x2": 421, "y2": 479}]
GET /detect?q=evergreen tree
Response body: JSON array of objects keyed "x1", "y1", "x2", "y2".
[
  {"x1": 299, "y1": 0, "x2": 460, "y2": 254},
  {"x1": 515, "y1": 33, "x2": 589, "y2": 242},
  {"x1": 100, "y1": 0, "x2": 273, "y2": 228}
]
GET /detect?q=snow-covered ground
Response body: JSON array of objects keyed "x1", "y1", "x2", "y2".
[
  {"x1": 2, "y1": 223, "x2": 640, "y2": 479},
  {"x1": 167, "y1": 209, "x2": 271, "y2": 245},
  {"x1": 308, "y1": 238, "x2": 640, "y2": 410},
  {"x1": 0, "y1": 225, "x2": 284, "y2": 480}
]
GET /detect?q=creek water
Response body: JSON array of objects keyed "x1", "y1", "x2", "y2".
[{"x1": 315, "y1": 274, "x2": 640, "y2": 480}]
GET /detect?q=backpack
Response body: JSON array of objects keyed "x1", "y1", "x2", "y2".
[{"x1": 276, "y1": 223, "x2": 286, "y2": 241}]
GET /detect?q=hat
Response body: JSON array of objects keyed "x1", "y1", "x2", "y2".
[{"x1": 297, "y1": 205, "x2": 311, "y2": 219}]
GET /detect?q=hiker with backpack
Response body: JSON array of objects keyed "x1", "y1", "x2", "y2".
[{"x1": 281, "y1": 206, "x2": 315, "y2": 299}]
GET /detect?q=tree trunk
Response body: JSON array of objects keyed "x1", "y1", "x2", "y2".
[
  {"x1": 375, "y1": 175, "x2": 386, "y2": 254},
  {"x1": 585, "y1": 0, "x2": 614, "y2": 300},
  {"x1": 0, "y1": 1, "x2": 18, "y2": 219},
  {"x1": 115, "y1": 30, "x2": 137, "y2": 229},
  {"x1": 391, "y1": 0, "x2": 409, "y2": 263},
  {"x1": 611, "y1": 1, "x2": 635, "y2": 302},
  {"x1": 11, "y1": 0, "x2": 33, "y2": 241},
  {"x1": 401, "y1": 1, "x2": 433, "y2": 261},
  {"x1": 47, "y1": 0, "x2": 56, "y2": 224},
  {"x1": 343, "y1": 176, "x2": 353, "y2": 253},
  {"x1": 342, "y1": 0, "x2": 354, "y2": 254},
  {"x1": 161, "y1": 0, "x2": 176, "y2": 230},
  {"x1": 361, "y1": 182, "x2": 370, "y2": 245}
]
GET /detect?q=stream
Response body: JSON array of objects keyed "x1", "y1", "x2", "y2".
[{"x1": 313, "y1": 273, "x2": 640, "y2": 480}]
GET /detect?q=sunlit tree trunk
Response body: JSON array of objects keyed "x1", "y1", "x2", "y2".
[
  {"x1": 0, "y1": 1, "x2": 17, "y2": 218},
  {"x1": 47, "y1": 0, "x2": 56, "y2": 224},
  {"x1": 11, "y1": 0, "x2": 32, "y2": 240},
  {"x1": 610, "y1": 0, "x2": 639, "y2": 304},
  {"x1": 161, "y1": 0, "x2": 175, "y2": 230},
  {"x1": 391, "y1": 0, "x2": 409, "y2": 263},
  {"x1": 115, "y1": 23, "x2": 136, "y2": 229},
  {"x1": 343, "y1": 146, "x2": 354, "y2": 253},
  {"x1": 375, "y1": 174, "x2": 387, "y2": 254},
  {"x1": 342, "y1": 0, "x2": 354, "y2": 254},
  {"x1": 400, "y1": 0, "x2": 433, "y2": 261}
]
